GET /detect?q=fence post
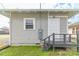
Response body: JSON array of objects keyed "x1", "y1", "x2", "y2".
[
  {"x1": 38, "y1": 29, "x2": 44, "y2": 48},
  {"x1": 77, "y1": 31, "x2": 79, "y2": 52}
]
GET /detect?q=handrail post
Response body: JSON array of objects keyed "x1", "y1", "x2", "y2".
[
  {"x1": 77, "y1": 31, "x2": 79, "y2": 52},
  {"x1": 63, "y1": 34, "x2": 66, "y2": 45},
  {"x1": 52, "y1": 33, "x2": 55, "y2": 51},
  {"x1": 48, "y1": 36, "x2": 50, "y2": 45},
  {"x1": 53, "y1": 33, "x2": 55, "y2": 45},
  {"x1": 44, "y1": 39, "x2": 46, "y2": 48},
  {"x1": 69, "y1": 34, "x2": 71, "y2": 42}
]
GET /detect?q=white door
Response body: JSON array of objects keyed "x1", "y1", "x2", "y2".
[{"x1": 48, "y1": 17, "x2": 60, "y2": 35}]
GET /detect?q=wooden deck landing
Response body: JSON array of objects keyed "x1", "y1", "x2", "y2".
[
  {"x1": 48, "y1": 41, "x2": 76, "y2": 47},
  {"x1": 43, "y1": 41, "x2": 77, "y2": 50},
  {"x1": 42, "y1": 33, "x2": 78, "y2": 50}
]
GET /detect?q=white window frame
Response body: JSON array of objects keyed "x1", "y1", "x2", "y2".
[{"x1": 24, "y1": 18, "x2": 35, "y2": 30}]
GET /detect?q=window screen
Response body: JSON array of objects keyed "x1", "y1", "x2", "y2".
[{"x1": 24, "y1": 18, "x2": 35, "y2": 30}]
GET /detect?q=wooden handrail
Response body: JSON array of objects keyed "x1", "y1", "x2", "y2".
[
  {"x1": 42, "y1": 33, "x2": 77, "y2": 47},
  {"x1": 42, "y1": 33, "x2": 76, "y2": 41},
  {"x1": 41, "y1": 34, "x2": 53, "y2": 41},
  {"x1": 41, "y1": 32, "x2": 79, "y2": 51}
]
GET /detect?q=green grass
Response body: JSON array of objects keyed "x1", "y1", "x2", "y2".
[
  {"x1": 0, "y1": 46, "x2": 49, "y2": 56},
  {"x1": 0, "y1": 46, "x2": 79, "y2": 56}
]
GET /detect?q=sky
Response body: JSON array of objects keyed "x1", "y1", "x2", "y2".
[
  {"x1": 68, "y1": 14, "x2": 79, "y2": 23},
  {"x1": 0, "y1": 15, "x2": 9, "y2": 28}
]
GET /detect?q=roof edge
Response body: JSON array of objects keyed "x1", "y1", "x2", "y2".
[{"x1": 0, "y1": 9, "x2": 79, "y2": 12}]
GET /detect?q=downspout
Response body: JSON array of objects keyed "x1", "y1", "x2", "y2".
[
  {"x1": 9, "y1": 11, "x2": 12, "y2": 46},
  {"x1": 38, "y1": 3, "x2": 43, "y2": 44}
]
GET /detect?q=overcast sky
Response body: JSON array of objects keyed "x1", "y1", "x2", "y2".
[{"x1": 0, "y1": 15, "x2": 9, "y2": 28}]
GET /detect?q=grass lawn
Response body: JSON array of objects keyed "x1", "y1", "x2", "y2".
[{"x1": 0, "y1": 46, "x2": 79, "y2": 56}]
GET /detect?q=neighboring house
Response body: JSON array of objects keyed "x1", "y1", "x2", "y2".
[
  {"x1": 0, "y1": 5, "x2": 79, "y2": 45},
  {"x1": 0, "y1": 27, "x2": 9, "y2": 34},
  {"x1": 68, "y1": 22, "x2": 79, "y2": 34}
]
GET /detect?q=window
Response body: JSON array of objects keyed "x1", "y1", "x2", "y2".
[{"x1": 24, "y1": 18, "x2": 35, "y2": 30}]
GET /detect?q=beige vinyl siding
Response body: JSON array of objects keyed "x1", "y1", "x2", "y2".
[
  {"x1": 11, "y1": 12, "x2": 48, "y2": 45},
  {"x1": 10, "y1": 11, "x2": 68, "y2": 45},
  {"x1": 60, "y1": 17, "x2": 68, "y2": 34}
]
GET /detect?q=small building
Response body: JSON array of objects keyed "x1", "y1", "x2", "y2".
[
  {"x1": 0, "y1": 3, "x2": 79, "y2": 46},
  {"x1": 68, "y1": 22, "x2": 79, "y2": 34}
]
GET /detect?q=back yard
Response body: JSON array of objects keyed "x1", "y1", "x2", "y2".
[{"x1": 0, "y1": 35, "x2": 79, "y2": 56}]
